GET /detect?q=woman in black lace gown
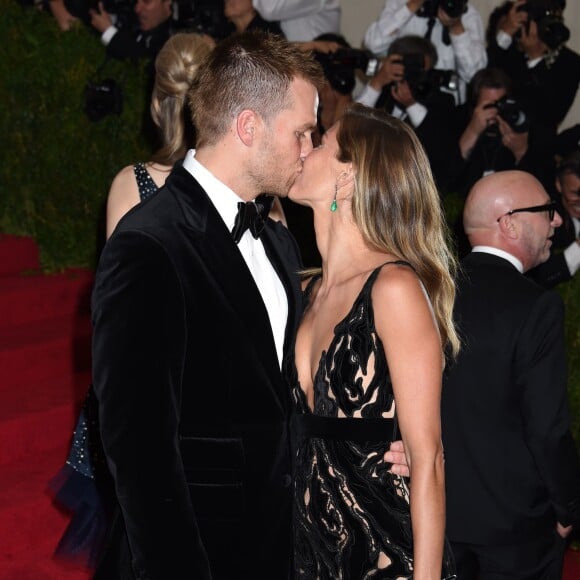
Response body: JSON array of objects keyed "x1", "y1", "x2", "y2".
[{"x1": 286, "y1": 104, "x2": 460, "y2": 579}]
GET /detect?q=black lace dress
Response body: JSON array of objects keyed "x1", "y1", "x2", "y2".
[{"x1": 288, "y1": 263, "x2": 455, "y2": 579}]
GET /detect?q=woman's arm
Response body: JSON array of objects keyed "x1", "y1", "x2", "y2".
[
  {"x1": 106, "y1": 165, "x2": 142, "y2": 239},
  {"x1": 373, "y1": 265, "x2": 445, "y2": 580}
]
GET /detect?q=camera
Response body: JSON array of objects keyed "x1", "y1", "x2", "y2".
[
  {"x1": 396, "y1": 54, "x2": 459, "y2": 99},
  {"x1": 84, "y1": 79, "x2": 123, "y2": 122},
  {"x1": 516, "y1": 0, "x2": 570, "y2": 50},
  {"x1": 174, "y1": 0, "x2": 228, "y2": 39},
  {"x1": 418, "y1": 0, "x2": 469, "y2": 19},
  {"x1": 483, "y1": 96, "x2": 529, "y2": 136},
  {"x1": 315, "y1": 49, "x2": 380, "y2": 95},
  {"x1": 316, "y1": 49, "x2": 379, "y2": 79}
]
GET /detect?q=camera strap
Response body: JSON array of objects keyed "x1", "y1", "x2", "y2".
[
  {"x1": 424, "y1": 16, "x2": 437, "y2": 43},
  {"x1": 423, "y1": 15, "x2": 452, "y2": 48}
]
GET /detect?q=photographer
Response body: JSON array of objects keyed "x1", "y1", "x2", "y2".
[
  {"x1": 452, "y1": 66, "x2": 553, "y2": 200},
  {"x1": 364, "y1": 0, "x2": 487, "y2": 102},
  {"x1": 253, "y1": 0, "x2": 340, "y2": 42},
  {"x1": 223, "y1": 0, "x2": 283, "y2": 36},
  {"x1": 487, "y1": 0, "x2": 579, "y2": 133},
  {"x1": 357, "y1": 35, "x2": 458, "y2": 191},
  {"x1": 90, "y1": 0, "x2": 175, "y2": 61}
]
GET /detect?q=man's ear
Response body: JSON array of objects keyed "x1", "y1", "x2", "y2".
[
  {"x1": 498, "y1": 214, "x2": 518, "y2": 240},
  {"x1": 237, "y1": 110, "x2": 258, "y2": 147}
]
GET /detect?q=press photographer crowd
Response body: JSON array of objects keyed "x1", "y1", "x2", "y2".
[{"x1": 22, "y1": 0, "x2": 580, "y2": 284}]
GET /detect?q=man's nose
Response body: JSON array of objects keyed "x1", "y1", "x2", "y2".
[
  {"x1": 300, "y1": 137, "x2": 314, "y2": 160},
  {"x1": 552, "y1": 210, "x2": 563, "y2": 227}
]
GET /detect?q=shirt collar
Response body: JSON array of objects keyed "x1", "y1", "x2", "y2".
[
  {"x1": 572, "y1": 215, "x2": 580, "y2": 237},
  {"x1": 182, "y1": 149, "x2": 244, "y2": 231},
  {"x1": 471, "y1": 246, "x2": 524, "y2": 273}
]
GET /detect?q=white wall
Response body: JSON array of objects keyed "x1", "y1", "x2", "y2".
[{"x1": 340, "y1": 0, "x2": 579, "y2": 130}]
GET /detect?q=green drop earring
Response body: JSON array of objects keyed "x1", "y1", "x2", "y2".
[{"x1": 330, "y1": 183, "x2": 338, "y2": 212}]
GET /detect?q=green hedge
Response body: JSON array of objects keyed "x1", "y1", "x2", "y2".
[
  {"x1": 0, "y1": 0, "x2": 151, "y2": 270},
  {"x1": 1, "y1": 0, "x2": 579, "y2": 444}
]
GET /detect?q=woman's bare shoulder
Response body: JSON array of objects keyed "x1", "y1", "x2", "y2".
[{"x1": 372, "y1": 262, "x2": 429, "y2": 317}]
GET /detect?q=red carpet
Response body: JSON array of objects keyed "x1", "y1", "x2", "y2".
[
  {"x1": 0, "y1": 234, "x2": 578, "y2": 579},
  {"x1": 0, "y1": 235, "x2": 92, "y2": 579}
]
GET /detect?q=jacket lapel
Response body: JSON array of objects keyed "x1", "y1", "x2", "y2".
[
  {"x1": 166, "y1": 167, "x2": 292, "y2": 411},
  {"x1": 261, "y1": 224, "x2": 302, "y2": 364}
]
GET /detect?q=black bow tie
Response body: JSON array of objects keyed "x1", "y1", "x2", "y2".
[{"x1": 231, "y1": 196, "x2": 273, "y2": 244}]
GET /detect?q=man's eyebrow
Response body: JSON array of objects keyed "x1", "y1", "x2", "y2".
[{"x1": 298, "y1": 122, "x2": 316, "y2": 132}]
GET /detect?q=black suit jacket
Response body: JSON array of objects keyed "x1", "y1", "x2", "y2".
[
  {"x1": 91, "y1": 166, "x2": 303, "y2": 579},
  {"x1": 441, "y1": 252, "x2": 580, "y2": 545},
  {"x1": 487, "y1": 43, "x2": 580, "y2": 133},
  {"x1": 106, "y1": 18, "x2": 173, "y2": 61},
  {"x1": 377, "y1": 88, "x2": 457, "y2": 192}
]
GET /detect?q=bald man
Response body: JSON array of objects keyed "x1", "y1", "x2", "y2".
[{"x1": 441, "y1": 171, "x2": 580, "y2": 579}]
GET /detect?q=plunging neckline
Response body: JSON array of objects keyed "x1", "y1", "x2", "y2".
[{"x1": 294, "y1": 260, "x2": 411, "y2": 414}]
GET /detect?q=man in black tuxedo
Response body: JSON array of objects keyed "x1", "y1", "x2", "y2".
[
  {"x1": 89, "y1": 0, "x2": 174, "y2": 61},
  {"x1": 91, "y1": 32, "x2": 409, "y2": 579},
  {"x1": 441, "y1": 170, "x2": 580, "y2": 579},
  {"x1": 90, "y1": 32, "x2": 323, "y2": 579},
  {"x1": 529, "y1": 150, "x2": 580, "y2": 286},
  {"x1": 487, "y1": 0, "x2": 579, "y2": 135}
]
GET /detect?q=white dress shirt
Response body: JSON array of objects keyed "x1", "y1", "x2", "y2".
[
  {"x1": 563, "y1": 216, "x2": 580, "y2": 276},
  {"x1": 364, "y1": 0, "x2": 487, "y2": 102},
  {"x1": 182, "y1": 150, "x2": 288, "y2": 368},
  {"x1": 355, "y1": 83, "x2": 428, "y2": 127},
  {"x1": 472, "y1": 246, "x2": 524, "y2": 273},
  {"x1": 253, "y1": 0, "x2": 341, "y2": 41}
]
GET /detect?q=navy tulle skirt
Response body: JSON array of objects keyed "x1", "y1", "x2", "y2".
[{"x1": 48, "y1": 386, "x2": 114, "y2": 569}]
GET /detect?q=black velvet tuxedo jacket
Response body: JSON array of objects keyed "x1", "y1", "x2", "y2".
[
  {"x1": 91, "y1": 166, "x2": 303, "y2": 579},
  {"x1": 441, "y1": 252, "x2": 580, "y2": 545}
]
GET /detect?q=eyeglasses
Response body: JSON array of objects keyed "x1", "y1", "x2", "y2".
[{"x1": 496, "y1": 202, "x2": 557, "y2": 223}]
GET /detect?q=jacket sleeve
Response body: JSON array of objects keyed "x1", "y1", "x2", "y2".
[
  {"x1": 527, "y1": 253, "x2": 572, "y2": 288},
  {"x1": 253, "y1": 0, "x2": 327, "y2": 21},
  {"x1": 92, "y1": 231, "x2": 212, "y2": 579},
  {"x1": 106, "y1": 28, "x2": 151, "y2": 60},
  {"x1": 516, "y1": 291, "x2": 580, "y2": 527},
  {"x1": 364, "y1": 0, "x2": 414, "y2": 55}
]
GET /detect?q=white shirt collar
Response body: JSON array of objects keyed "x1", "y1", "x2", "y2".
[
  {"x1": 572, "y1": 215, "x2": 580, "y2": 237},
  {"x1": 471, "y1": 246, "x2": 524, "y2": 273},
  {"x1": 182, "y1": 149, "x2": 243, "y2": 231}
]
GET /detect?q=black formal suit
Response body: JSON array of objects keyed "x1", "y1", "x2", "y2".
[
  {"x1": 91, "y1": 165, "x2": 303, "y2": 579},
  {"x1": 487, "y1": 42, "x2": 580, "y2": 133},
  {"x1": 106, "y1": 18, "x2": 174, "y2": 61},
  {"x1": 528, "y1": 200, "x2": 578, "y2": 287},
  {"x1": 376, "y1": 88, "x2": 458, "y2": 192},
  {"x1": 441, "y1": 252, "x2": 580, "y2": 575}
]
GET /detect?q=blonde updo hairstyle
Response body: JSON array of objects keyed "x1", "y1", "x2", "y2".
[
  {"x1": 150, "y1": 33, "x2": 213, "y2": 166},
  {"x1": 338, "y1": 104, "x2": 460, "y2": 357}
]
